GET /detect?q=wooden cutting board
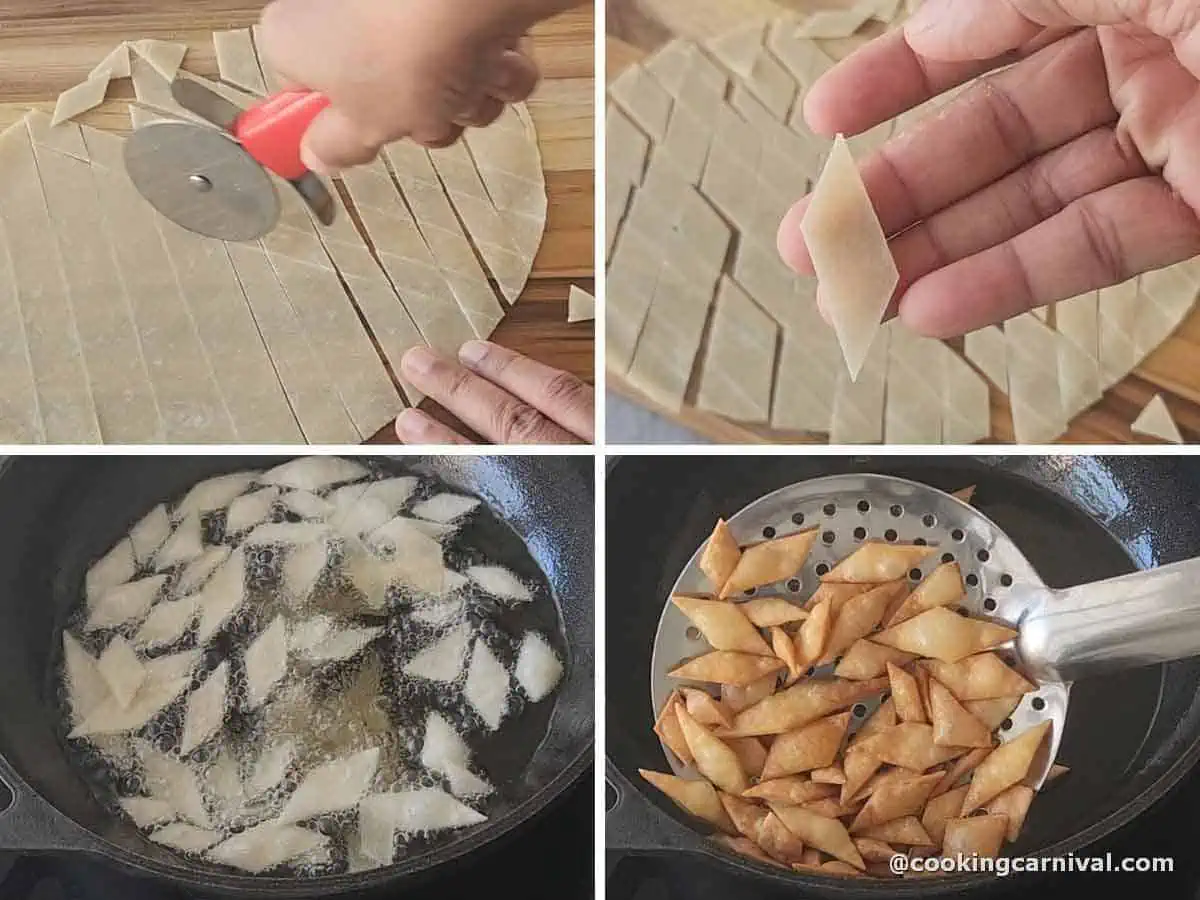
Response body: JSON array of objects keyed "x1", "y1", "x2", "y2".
[
  {"x1": 0, "y1": 1, "x2": 594, "y2": 443},
  {"x1": 607, "y1": 0, "x2": 1200, "y2": 445}
]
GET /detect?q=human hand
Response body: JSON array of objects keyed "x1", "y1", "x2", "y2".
[
  {"x1": 258, "y1": 0, "x2": 550, "y2": 173},
  {"x1": 393, "y1": 342, "x2": 594, "y2": 445},
  {"x1": 777, "y1": 0, "x2": 1200, "y2": 339}
]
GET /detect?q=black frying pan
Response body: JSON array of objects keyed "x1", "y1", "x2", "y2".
[
  {"x1": 606, "y1": 455, "x2": 1200, "y2": 896},
  {"x1": 0, "y1": 454, "x2": 593, "y2": 898}
]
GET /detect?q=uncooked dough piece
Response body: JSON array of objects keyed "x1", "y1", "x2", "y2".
[
  {"x1": 81, "y1": 125, "x2": 236, "y2": 443},
  {"x1": 0, "y1": 213, "x2": 40, "y2": 442},
  {"x1": 279, "y1": 747, "x2": 380, "y2": 824},
  {"x1": 359, "y1": 790, "x2": 485, "y2": 841},
  {"x1": 129, "y1": 504, "x2": 171, "y2": 565},
  {"x1": 608, "y1": 106, "x2": 651, "y2": 189},
  {"x1": 51, "y1": 74, "x2": 111, "y2": 127},
  {"x1": 86, "y1": 538, "x2": 136, "y2": 604},
  {"x1": 251, "y1": 24, "x2": 286, "y2": 94},
  {"x1": 567, "y1": 285, "x2": 595, "y2": 324},
  {"x1": 90, "y1": 43, "x2": 132, "y2": 79},
  {"x1": 695, "y1": 277, "x2": 777, "y2": 423},
  {"x1": 403, "y1": 625, "x2": 470, "y2": 683},
  {"x1": 180, "y1": 661, "x2": 229, "y2": 755},
  {"x1": 1058, "y1": 330, "x2": 1103, "y2": 420},
  {"x1": 130, "y1": 55, "x2": 203, "y2": 124},
  {"x1": 0, "y1": 117, "x2": 100, "y2": 442},
  {"x1": 1098, "y1": 278, "x2": 1141, "y2": 388},
  {"x1": 464, "y1": 639, "x2": 509, "y2": 731},
  {"x1": 1006, "y1": 313, "x2": 1067, "y2": 443},
  {"x1": 152, "y1": 823, "x2": 223, "y2": 853},
  {"x1": 132, "y1": 39, "x2": 188, "y2": 81},
  {"x1": 382, "y1": 142, "x2": 505, "y2": 336},
  {"x1": 177, "y1": 472, "x2": 256, "y2": 519},
  {"x1": 208, "y1": 821, "x2": 328, "y2": 873},
  {"x1": 155, "y1": 512, "x2": 203, "y2": 571},
  {"x1": 213, "y1": 28, "x2": 267, "y2": 95},
  {"x1": 193, "y1": 549, "x2": 248, "y2": 644},
  {"x1": 86, "y1": 575, "x2": 167, "y2": 632},
  {"x1": 802, "y1": 134, "x2": 899, "y2": 381},
  {"x1": 830, "y1": 324, "x2": 889, "y2": 444},
  {"x1": 1056, "y1": 291, "x2": 1099, "y2": 358},
  {"x1": 605, "y1": 227, "x2": 663, "y2": 374},
  {"x1": 964, "y1": 325, "x2": 1008, "y2": 392},
  {"x1": 33, "y1": 128, "x2": 163, "y2": 442},
  {"x1": 225, "y1": 242, "x2": 360, "y2": 443},
  {"x1": 795, "y1": 6, "x2": 876, "y2": 38},
  {"x1": 224, "y1": 487, "x2": 280, "y2": 535},
  {"x1": 1132, "y1": 394, "x2": 1183, "y2": 443},
  {"x1": 63, "y1": 632, "x2": 108, "y2": 726},
  {"x1": 885, "y1": 340, "x2": 942, "y2": 445},
  {"x1": 421, "y1": 712, "x2": 493, "y2": 799},
  {"x1": 135, "y1": 596, "x2": 201, "y2": 650},
  {"x1": 515, "y1": 631, "x2": 564, "y2": 702},
  {"x1": 942, "y1": 346, "x2": 992, "y2": 444},
  {"x1": 609, "y1": 64, "x2": 673, "y2": 141},
  {"x1": 429, "y1": 140, "x2": 532, "y2": 305}
]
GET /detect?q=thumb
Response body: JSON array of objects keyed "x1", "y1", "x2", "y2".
[{"x1": 298, "y1": 106, "x2": 384, "y2": 175}]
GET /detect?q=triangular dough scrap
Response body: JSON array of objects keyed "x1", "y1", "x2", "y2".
[
  {"x1": 90, "y1": 43, "x2": 132, "y2": 79},
  {"x1": 51, "y1": 74, "x2": 112, "y2": 127},
  {"x1": 706, "y1": 22, "x2": 768, "y2": 79},
  {"x1": 567, "y1": 284, "x2": 595, "y2": 324},
  {"x1": 1132, "y1": 394, "x2": 1183, "y2": 444},
  {"x1": 132, "y1": 39, "x2": 189, "y2": 81}
]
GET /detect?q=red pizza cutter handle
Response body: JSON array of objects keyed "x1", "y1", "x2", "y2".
[{"x1": 234, "y1": 89, "x2": 331, "y2": 181}]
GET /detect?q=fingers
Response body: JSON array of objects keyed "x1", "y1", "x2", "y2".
[
  {"x1": 457, "y1": 340, "x2": 595, "y2": 441},
  {"x1": 299, "y1": 107, "x2": 381, "y2": 175},
  {"x1": 899, "y1": 176, "x2": 1200, "y2": 337},
  {"x1": 779, "y1": 30, "x2": 1115, "y2": 275},
  {"x1": 394, "y1": 409, "x2": 474, "y2": 445},
  {"x1": 486, "y1": 49, "x2": 540, "y2": 103},
  {"x1": 400, "y1": 347, "x2": 586, "y2": 445}
]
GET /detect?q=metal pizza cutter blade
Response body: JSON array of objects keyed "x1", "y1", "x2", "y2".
[
  {"x1": 122, "y1": 77, "x2": 335, "y2": 242},
  {"x1": 651, "y1": 473, "x2": 1200, "y2": 792}
]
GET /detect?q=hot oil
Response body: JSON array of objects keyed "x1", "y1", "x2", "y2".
[{"x1": 54, "y1": 461, "x2": 565, "y2": 877}]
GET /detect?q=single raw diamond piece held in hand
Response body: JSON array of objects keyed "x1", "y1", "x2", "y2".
[{"x1": 800, "y1": 134, "x2": 899, "y2": 382}]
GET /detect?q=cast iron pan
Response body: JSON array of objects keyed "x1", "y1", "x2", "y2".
[
  {"x1": 0, "y1": 455, "x2": 593, "y2": 898},
  {"x1": 606, "y1": 455, "x2": 1200, "y2": 896}
]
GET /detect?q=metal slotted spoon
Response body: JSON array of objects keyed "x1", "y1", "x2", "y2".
[{"x1": 651, "y1": 473, "x2": 1200, "y2": 791}]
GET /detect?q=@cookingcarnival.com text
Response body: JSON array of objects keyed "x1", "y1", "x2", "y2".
[{"x1": 891, "y1": 853, "x2": 1175, "y2": 877}]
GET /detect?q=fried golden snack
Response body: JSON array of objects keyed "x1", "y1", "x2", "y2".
[
  {"x1": 823, "y1": 542, "x2": 936, "y2": 584},
  {"x1": 1045, "y1": 763, "x2": 1070, "y2": 786},
  {"x1": 913, "y1": 664, "x2": 934, "y2": 721},
  {"x1": 922, "y1": 785, "x2": 969, "y2": 845},
  {"x1": 887, "y1": 662, "x2": 926, "y2": 724},
  {"x1": 840, "y1": 748, "x2": 884, "y2": 806},
  {"x1": 848, "y1": 767, "x2": 913, "y2": 805},
  {"x1": 943, "y1": 814, "x2": 1008, "y2": 859},
  {"x1": 757, "y1": 811, "x2": 809, "y2": 864},
  {"x1": 850, "y1": 697, "x2": 897, "y2": 748},
  {"x1": 874, "y1": 608, "x2": 1017, "y2": 663},
  {"x1": 803, "y1": 796, "x2": 864, "y2": 818},
  {"x1": 886, "y1": 563, "x2": 965, "y2": 627},
  {"x1": 680, "y1": 687, "x2": 734, "y2": 729},
  {"x1": 798, "y1": 847, "x2": 823, "y2": 867},
  {"x1": 850, "y1": 772, "x2": 941, "y2": 833},
  {"x1": 720, "y1": 790, "x2": 768, "y2": 838},
  {"x1": 713, "y1": 833, "x2": 788, "y2": 868},
  {"x1": 722, "y1": 529, "x2": 819, "y2": 598},
  {"x1": 928, "y1": 679, "x2": 994, "y2": 748},
  {"x1": 768, "y1": 803, "x2": 866, "y2": 870},
  {"x1": 819, "y1": 582, "x2": 907, "y2": 664},
  {"x1": 639, "y1": 769, "x2": 735, "y2": 834},
  {"x1": 860, "y1": 815, "x2": 935, "y2": 846},
  {"x1": 854, "y1": 837, "x2": 902, "y2": 863},
  {"x1": 727, "y1": 736, "x2": 768, "y2": 779},
  {"x1": 804, "y1": 581, "x2": 874, "y2": 613},
  {"x1": 852, "y1": 723, "x2": 969, "y2": 772},
  {"x1": 700, "y1": 519, "x2": 740, "y2": 595},
  {"x1": 795, "y1": 597, "x2": 833, "y2": 666},
  {"x1": 924, "y1": 654, "x2": 1035, "y2": 701},
  {"x1": 821, "y1": 861, "x2": 865, "y2": 876},
  {"x1": 744, "y1": 776, "x2": 839, "y2": 805},
  {"x1": 963, "y1": 696, "x2": 1023, "y2": 730},
  {"x1": 741, "y1": 596, "x2": 808, "y2": 628},
  {"x1": 762, "y1": 712, "x2": 852, "y2": 779},
  {"x1": 835, "y1": 640, "x2": 916, "y2": 680},
  {"x1": 931, "y1": 747, "x2": 991, "y2": 798},
  {"x1": 811, "y1": 765, "x2": 846, "y2": 785},
  {"x1": 675, "y1": 703, "x2": 750, "y2": 795},
  {"x1": 669, "y1": 651, "x2": 786, "y2": 686},
  {"x1": 952, "y1": 485, "x2": 977, "y2": 504},
  {"x1": 722, "y1": 677, "x2": 888, "y2": 738},
  {"x1": 671, "y1": 594, "x2": 773, "y2": 656},
  {"x1": 986, "y1": 784, "x2": 1035, "y2": 842},
  {"x1": 770, "y1": 625, "x2": 804, "y2": 683},
  {"x1": 962, "y1": 721, "x2": 1051, "y2": 814},
  {"x1": 653, "y1": 690, "x2": 693, "y2": 766},
  {"x1": 722, "y1": 673, "x2": 779, "y2": 714}
]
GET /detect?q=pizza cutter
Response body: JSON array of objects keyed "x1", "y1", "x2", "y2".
[
  {"x1": 652, "y1": 473, "x2": 1200, "y2": 790},
  {"x1": 123, "y1": 78, "x2": 338, "y2": 242}
]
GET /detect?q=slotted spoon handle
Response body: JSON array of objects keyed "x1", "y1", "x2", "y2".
[{"x1": 1019, "y1": 557, "x2": 1200, "y2": 682}]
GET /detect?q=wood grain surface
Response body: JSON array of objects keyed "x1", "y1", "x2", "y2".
[
  {"x1": 0, "y1": 1, "x2": 595, "y2": 445},
  {"x1": 607, "y1": 0, "x2": 1200, "y2": 445}
]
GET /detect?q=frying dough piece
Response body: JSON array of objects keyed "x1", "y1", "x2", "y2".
[
  {"x1": 90, "y1": 43, "x2": 132, "y2": 79},
  {"x1": 96, "y1": 636, "x2": 147, "y2": 710},
  {"x1": 515, "y1": 631, "x2": 564, "y2": 702},
  {"x1": 403, "y1": 624, "x2": 470, "y2": 683},
  {"x1": 464, "y1": 638, "x2": 510, "y2": 730},
  {"x1": 129, "y1": 504, "x2": 171, "y2": 565},
  {"x1": 193, "y1": 548, "x2": 247, "y2": 644},
  {"x1": 298, "y1": 626, "x2": 383, "y2": 664},
  {"x1": 802, "y1": 135, "x2": 898, "y2": 381},
  {"x1": 213, "y1": 28, "x2": 267, "y2": 95},
  {"x1": 283, "y1": 489, "x2": 335, "y2": 520},
  {"x1": 329, "y1": 496, "x2": 392, "y2": 540},
  {"x1": 567, "y1": 285, "x2": 596, "y2": 323},
  {"x1": 695, "y1": 277, "x2": 778, "y2": 423},
  {"x1": 176, "y1": 546, "x2": 233, "y2": 596},
  {"x1": 281, "y1": 539, "x2": 330, "y2": 605},
  {"x1": 248, "y1": 740, "x2": 296, "y2": 796},
  {"x1": 411, "y1": 494, "x2": 480, "y2": 523},
  {"x1": 279, "y1": 747, "x2": 380, "y2": 823},
  {"x1": 177, "y1": 472, "x2": 256, "y2": 521},
  {"x1": 1132, "y1": 394, "x2": 1183, "y2": 443},
  {"x1": 154, "y1": 513, "x2": 204, "y2": 571},
  {"x1": 151, "y1": 823, "x2": 223, "y2": 853},
  {"x1": 466, "y1": 565, "x2": 531, "y2": 603},
  {"x1": 120, "y1": 795, "x2": 175, "y2": 829},
  {"x1": 87, "y1": 539, "x2": 137, "y2": 605},
  {"x1": 261, "y1": 456, "x2": 368, "y2": 493},
  {"x1": 180, "y1": 661, "x2": 229, "y2": 755},
  {"x1": 421, "y1": 712, "x2": 493, "y2": 798},
  {"x1": 360, "y1": 789, "x2": 486, "y2": 837},
  {"x1": 224, "y1": 487, "x2": 280, "y2": 534},
  {"x1": 245, "y1": 521, "x2": 331, "y2": 548},
  {"x1": 0, "y1": 116, "x2": 99, "y2": 442},
  {"x1": 87, "y1": 575, "x2": 166, "y2": 632},
  {"x1": 135, "y1": 596, "x2": 201, "y2": 650},
  {"x1": 208, "y1": 821, "x2": 328, "y2": 873},
  {"x1": 138, "y1": 739, "x2": 211, "y2": 827},
  {"x1": 245, "y1": 615, "x2": 289, "y2": 709},
  {"x1": 51, "y1": 74, "x2": 111, "y2": 127},
  {"x1": 63, "y1": 632, "x2": 108, "y2": 726}
]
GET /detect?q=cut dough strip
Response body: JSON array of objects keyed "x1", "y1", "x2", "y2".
[
  {"x1": 213, "y1": 29, "x2": 268, "y2": 95},
  {"x1": 694, "y1": 277, "x2": 777, "y2": 423},
  {"x1": 0, "y1": 209, "x2": 41, "y2": 442},
  {"x1": 51, "y1": 74, "x2": 111, "y2": 127}
]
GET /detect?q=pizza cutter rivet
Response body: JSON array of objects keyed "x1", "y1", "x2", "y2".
[
  {"x1": 1032, "y1": 696, "x2": 1046, "y2": 711},
  {"x1": 984, "y1": 598, "x2": 997, "y2": 611},
  {"x1": 762, "y1": 526, "x2": 776, "y2": 539},
  {"x1": 978, "y1": 549, "x2": 992, "y2": 562},
  {"x1": 188, "y1": 174, "x2": 214, "y2": 192},
  {"x1": 791, "y1": 513, "x2": 806, "y2": 526},
  {"x1": 1001, "y1": 718, "x2": 1014, "y2": 730},
  {"x1": 884, "y1": 528, "x2": 898, "y2": 542}
]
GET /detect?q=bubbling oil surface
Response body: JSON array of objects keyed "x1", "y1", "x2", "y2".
[{"x1": 55, "y1": 461, "x2": 566, "y2": 876}]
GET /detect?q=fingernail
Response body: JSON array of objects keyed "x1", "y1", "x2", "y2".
[
  {"x1": 395, "y1": 408, "x2": 434, "y2": 441},
  {"x1": 458, "y1": 340, "x2": 491, "y2": 368},
  {"x1": 402, "y1": 347, "x2": 440, "y2": 377}
]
